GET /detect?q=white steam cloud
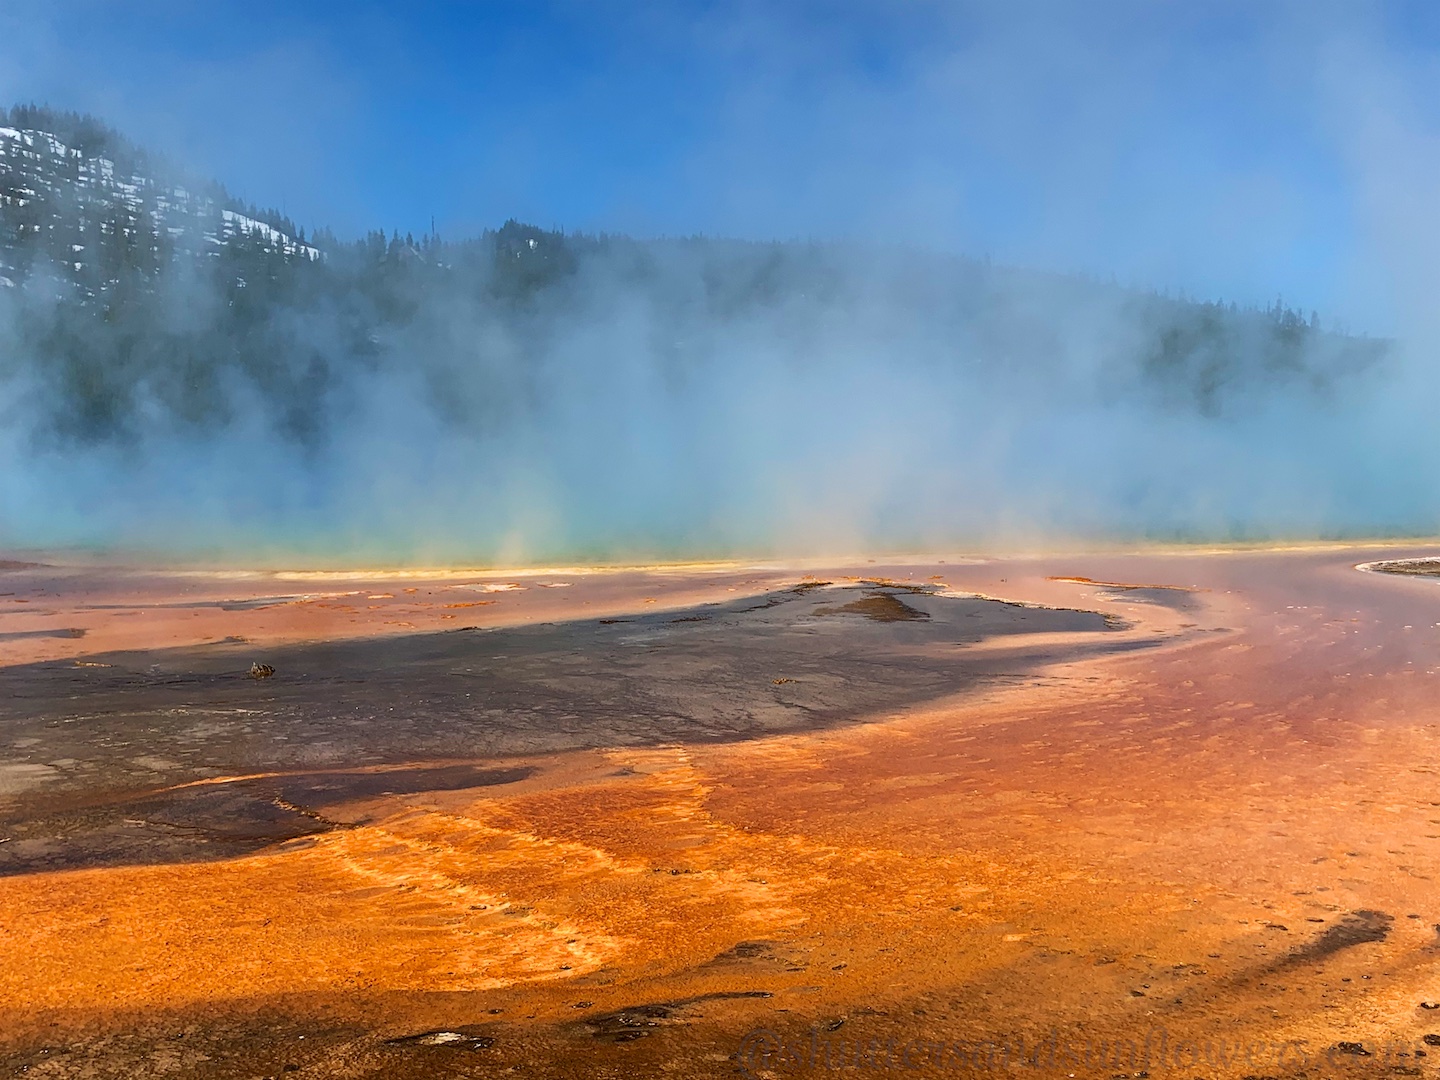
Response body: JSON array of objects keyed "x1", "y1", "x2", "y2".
[{"x1": 0, "y1": 2, "x2": 1438, "y2": 565}]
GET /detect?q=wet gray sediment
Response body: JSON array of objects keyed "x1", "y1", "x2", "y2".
[{"x1": 0, "y1": 581, "x2": 1137, "y2": 875}]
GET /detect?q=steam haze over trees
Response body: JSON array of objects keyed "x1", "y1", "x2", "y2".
[{"x1": 0, "y1": 101, "x2": 1425, "y2": 561}]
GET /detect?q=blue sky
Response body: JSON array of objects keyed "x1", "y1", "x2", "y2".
[{"x1": 2, "y1": 1, "x2": 1438, "y2": 332}]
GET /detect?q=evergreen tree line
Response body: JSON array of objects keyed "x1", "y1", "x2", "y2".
[{"x1": 0, "y1": 105, "x2": 1388, "y2": 448}]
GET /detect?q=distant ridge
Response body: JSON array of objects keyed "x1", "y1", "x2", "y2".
[{"x1": 0, "y1": 102, "x2": 1387, "y2": 448}]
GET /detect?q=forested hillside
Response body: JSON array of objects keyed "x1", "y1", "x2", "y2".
[{"x1": 0, "y1": 105, "x2": 1386, "y2": 457}]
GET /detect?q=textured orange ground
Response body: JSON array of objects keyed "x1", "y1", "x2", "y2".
[{"x1": 3, "y1": 547, "x2": 1440, "y2": 1078}]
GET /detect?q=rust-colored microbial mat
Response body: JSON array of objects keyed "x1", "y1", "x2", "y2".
[{"x1": 2, "y1": 548, "x2": 1440, "y2": 1078}]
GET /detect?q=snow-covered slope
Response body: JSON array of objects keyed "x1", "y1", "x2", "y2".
[{"x1": 0, "y1": 120, "x2": 316, "y2": 295}]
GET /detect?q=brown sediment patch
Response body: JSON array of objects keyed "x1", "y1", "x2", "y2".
[
  {"x1": 582, "y1": 991, "x2": 774, "y2": 1042},
  {"x1": 851, "y1": 577, "x2": 933, "y2": 592},
  {"x1": 812, "y1": 592, "x2": 931, "y2": 622},
  {"x1": 1047, "y1": 575, "x2": 1199, "y2": 591},
  {"x1": 0, "y1": 627, "x2": 85, "y2": 641},
  {"x1": 1265, "y1": 909, "x2": 1394, "y2": 970},
  {"x1": 1048, "y1": 574, "x2": 1204, "y2": 611},
  {"x1": 1357, "y1": 557, "x2": 1440, "y2": 577}
]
